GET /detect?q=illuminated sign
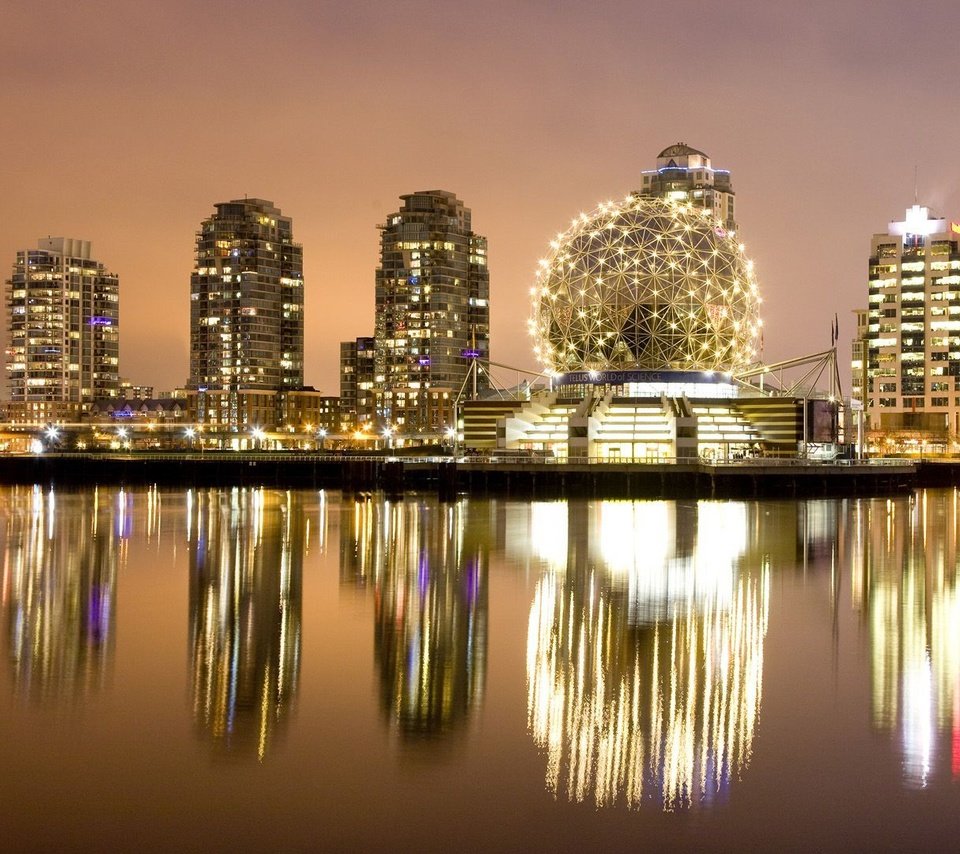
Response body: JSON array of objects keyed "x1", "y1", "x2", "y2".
[
  {"x1": 951, "y1": 222, "x2": 960, "y2": 235},
  {"x1": 88, "y1": 316, "x2": 113, "y2": 326}
]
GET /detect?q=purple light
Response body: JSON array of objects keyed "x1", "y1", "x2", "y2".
[
  {"x1": 88, "y1": 316, "x2": 113, "y2": 326},
  {"x1": 418, "y1": 357, "x2": 430, "y2": 366},
  {"x1": 461, "y1": 349, "x2": 481, "y2": 358}
]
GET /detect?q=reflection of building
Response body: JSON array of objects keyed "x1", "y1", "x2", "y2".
[
  {"x1": 526, "y1": 500, "x2": 769, "y2": 809},
  {"x1": 0, "y1": 486, "x2": 118, "y2": 700},
  {"x1": 189, "y1": 489, "x2": 303, "y2": 760},
  {"x1": 341, "y1": 498, "x2": 487, "y2": 740},
  {"x1": 855, "y1": 493, "x2": 960, "y2": 787},
  {"x1": 5, "y1": 237, "x2": 120, "y2": 423}
]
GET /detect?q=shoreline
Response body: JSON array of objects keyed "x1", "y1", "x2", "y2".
[{"x1": 0, "y1": 453, "x2": 930, "y2": 499}]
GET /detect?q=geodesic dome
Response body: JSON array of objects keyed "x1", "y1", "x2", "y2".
[{"x1": 528, "y1": 196, "x2": 762, "y2": 373}]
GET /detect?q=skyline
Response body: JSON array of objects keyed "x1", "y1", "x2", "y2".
[{"x1": 5, "y1": 1, "x2": 960, "y2": 395}]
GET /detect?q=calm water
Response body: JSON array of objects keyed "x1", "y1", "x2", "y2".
[{"x1": 2, "y1": 486, "x2": 960, "y2": 851}]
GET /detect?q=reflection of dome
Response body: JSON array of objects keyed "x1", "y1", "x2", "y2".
[{"x1": 529, "y1": 197, "x2": 761, "y2": 372}]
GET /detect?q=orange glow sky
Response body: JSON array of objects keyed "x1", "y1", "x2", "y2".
[{"x1": 4, "y1": 0, "x2": 960, "y2": 395}]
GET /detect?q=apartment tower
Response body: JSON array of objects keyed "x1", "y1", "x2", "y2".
[
  {"x1": 374, "y1": 190, "x2": 490, "y2": 432},
  {"x1": 5, "y1": 237, "x2": 120, "y2": 421},
  {"x1": 863, "y1": 205, "x2": 960, "y2": 437}
]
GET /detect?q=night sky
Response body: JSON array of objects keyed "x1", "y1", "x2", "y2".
[{"x1": 4, "y1": 0, "x2": 960, "y2": 395}]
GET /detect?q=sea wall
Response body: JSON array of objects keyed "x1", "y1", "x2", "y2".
[{"x1": 0, "y1": 453, "x2": 922, "y2": 500}]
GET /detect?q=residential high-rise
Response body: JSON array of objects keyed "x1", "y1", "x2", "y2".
[
  {"x1": 374, "y1": 190, "x2": 489, "y2": 433},
  {"x1": 639, "y1": 143, "x2": 737, "y2": 234},
  {"x1": 850, "y1": 308, "x2": 869, "y2": 404},
  {"x1": 188, "y1": 198, "x2": 304, "y2": 432},
  {"x1": 189, "y1": 198, "x2": 303, "y2": 392},
  {"x1": 5, "y1": 237, "x2": 120, "y2": 420},
  {"x1": 862, "y1": 205, "x2": 960, "y2": 437},
  {"x1": 339, "y1": 336, "x2": 377, "y2": 427}
]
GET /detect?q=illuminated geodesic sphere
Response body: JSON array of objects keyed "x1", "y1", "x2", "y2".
[{"x1": 528, "y1": 196, "x2": 762, "y2": 373}]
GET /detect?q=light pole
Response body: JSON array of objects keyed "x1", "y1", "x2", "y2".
[
  {"x1": 317, "y1": 427, "x2": 327, "y2": 452},
  {"x1": 251, "y1": 426, "x2": 265, "y2": 451}
]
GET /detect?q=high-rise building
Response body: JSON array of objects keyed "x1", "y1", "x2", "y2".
[
  {"x1": 339, "y1": 336, "x2": 377, "y2": 427},
  {"x1": 5, "y1": 237, "x2": 120, "y2": 420},
  {"x1": 639, "y1": 143, "x2": 737, "y2": 234},
  {"x1": 189, "y1": 198, "x2": 303, "y2": 392},
  {"x1": 850, "y1": 308, "x2": 869, "y2": 404},
  {"x1": 862, "y1": 205, "x2": 960, "y2": 437},
  {"x1": 374, "y1": 190, "x2": 489, "y2": 432},
  {"x1": 188, "y1": 198, "x2": 304, "y2": 431}
]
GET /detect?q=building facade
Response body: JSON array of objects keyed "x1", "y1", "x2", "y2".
[
  {"x1": 188, "y1": 199, "x2": 304, "y2": 423},
  {"x1": 339, "y1": 336, "x2": 377, "y2": 428},
  {"x1": 5, "y1": 237, "x2": 120, "y2": 422},
  {"x1": 639, "y1": 143, "x2": 737, "y2": 234},
  {"x1": 373, "y1": 190, "x2": 489, "y2": 433},
  {"x1": 863, "y1": 205, "x2": 960, "y2": 438}
]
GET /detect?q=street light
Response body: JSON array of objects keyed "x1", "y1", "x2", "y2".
[
  {"x1": 382, "y1": 424, "x2": 395, "y2": 450},
  {"x1": 251, "y1": 426, "x2": 265, "y2": 450},
  {"x1": 185, "y1": 427, "x2": 196, "y2": 451},
  {"x1": 317, "y1": 427, "x2": 327, "y2": 452}
]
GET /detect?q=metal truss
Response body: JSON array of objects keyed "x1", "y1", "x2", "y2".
[{"x1": 529, "y1": 196, "x2": 761, "y2": 373}]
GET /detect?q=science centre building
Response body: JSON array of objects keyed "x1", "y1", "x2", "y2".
[{"x1": 463, "y1": 145, "x2": 834, "y2": 461}]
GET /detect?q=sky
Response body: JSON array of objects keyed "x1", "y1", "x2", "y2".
[{"x1": 4, "y1": 0, "x2": 960, "y2": 396}]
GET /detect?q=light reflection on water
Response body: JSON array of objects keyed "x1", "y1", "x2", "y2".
[
  {"x1": 525, "y1": 501, "x2": 769, "y2": 810},
  {"x1": 188, "y1": 488, "x2": 303, "y2": 761},
  {"x1": 854, "y1": 492, "x2": 960, "y2": 788},
  {"x1": 341, "y1": 498, "x2": 487, "y2": 743},
  {"x1": 0, "y1": 485, "x2": 118, "y2": 701},
  {"x1": 1, "y1": 486, "x2": 960, "y2": 838}
]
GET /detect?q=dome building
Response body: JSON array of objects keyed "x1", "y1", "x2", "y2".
[
  {"x1": 529, "y1": 196, "x2": 761, "y2": 374},
  {"x1": 462, "y1": 144, "x2": 825, "y2": 462}
]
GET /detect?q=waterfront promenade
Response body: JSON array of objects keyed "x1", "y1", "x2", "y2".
[{"x1": 0, "y1": 453, "x2": 923, "y2": 499}]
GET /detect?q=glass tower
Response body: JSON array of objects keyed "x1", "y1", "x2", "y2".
[
  {"x1": 5, "y1": 237, "x2": 120, "y2": 409},
  {"x1": 374, "y1": 190, "x2": 489, "y2": 432},
  {"x1": 189, "y1": 198, "x2": 304, "y2": 393}
]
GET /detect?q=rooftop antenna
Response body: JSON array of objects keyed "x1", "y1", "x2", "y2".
[{"x1": 914, "y1": 165, "x2": 918, "y2": 205}]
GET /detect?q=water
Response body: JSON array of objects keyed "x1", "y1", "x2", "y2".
[{"x1": 1, "y1": 485, "x2": 959, "y2": 851}]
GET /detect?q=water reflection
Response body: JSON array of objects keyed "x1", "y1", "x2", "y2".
[
  {"x1": 188, "y1": 489, "x2": 303, "y2": 761},
  {"x1": 0, "y1": 486, "x2": 119, "y2": 701},
  {"x1": 341, "y1": 498, "x2": 487, "y2": 741},
  {"x1": 856, "y1": 493, "x2": 960, "y2": 787},
  {"x1": 526, "y1": 501, "x2": 770, "y2": 810}
]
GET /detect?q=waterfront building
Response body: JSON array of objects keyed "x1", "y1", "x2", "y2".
[
  {"x1": 862, "y1": 205, "x2": 960, "y2": 440},
  {"x1": 851, "y1": 308, "x2": 869, "y2": 403},
  {"x1": 639, "y1": 142, "x2": 737, "y2": 234},
  {"x1": 464, "y1": 147, "x2": 836, "y2": 460},
  {"x1": 374, "y1": 190, "x2": 490, "y2": 434},
  {"x1": 5, "y1": 237, "x2": 120, "y2": 422},
  {"x1": 187, "y1": 198, "x2": 304, "y2": 429},
  {"x1": 339, "y1": 336, "x2": 377, "y2": 428}
]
